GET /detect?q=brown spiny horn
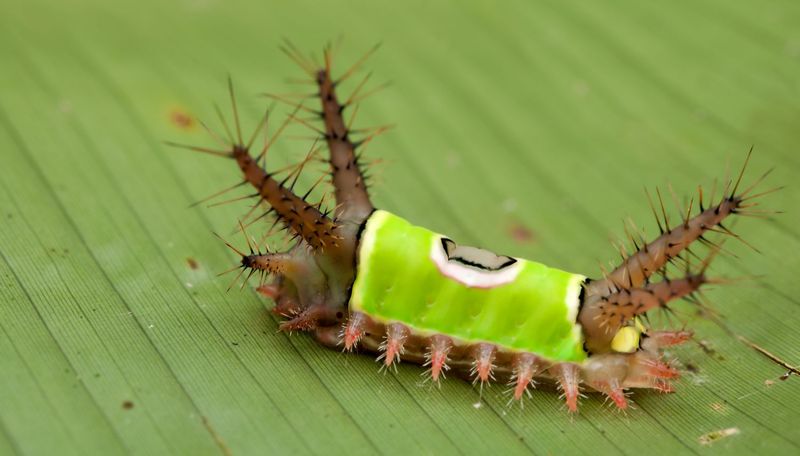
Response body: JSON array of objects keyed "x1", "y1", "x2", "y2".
[
  {"x1": 584, "y1": 150, "x2": 770, "y2": 298},
  {"x1": 313, "y1": 44, "x2": 377, "y2": 222},
  {"x1": 590, "y1": 273, "x2": 707, "y2": 333},
  {"x1": 171, "y1": 78, "x2": 341, "y2": 251},
  {"x1": 233, "y1": 145, "x2": 340, "y2": 251},
  {"x1": 579, "y1": 151, "x2": 779, "y2": 353}
]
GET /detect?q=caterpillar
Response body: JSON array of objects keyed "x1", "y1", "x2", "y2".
[{"x1": 171, "y1": 43, "x2": 778, "y2": 413}]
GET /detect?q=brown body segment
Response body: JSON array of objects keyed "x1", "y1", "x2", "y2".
[{"x1": 177, "y1": 45, "x2": 778, "y2": 413}]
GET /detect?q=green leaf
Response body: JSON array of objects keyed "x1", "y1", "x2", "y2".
[{"x1": 1, "y1": 0, "x2": 799, "y2": 454}]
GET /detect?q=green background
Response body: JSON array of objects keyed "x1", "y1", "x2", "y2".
[{"x1": 1, "y1": 0, "x2": 798, "y2": 454}]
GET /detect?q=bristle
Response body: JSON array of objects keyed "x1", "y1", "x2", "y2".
[
  {"x1": 197, "y1": 118, "x2": 231, "y2": 148},
  {"x1": 729, "y1": 146, "x2": 753, "y2": 198},
  {"x1": 641, "y1": 330, "x2": 693, "y2": 351},
  {"x1": 652, "y1": 381, "x2": 675, "y2": 394},
  {"x1": 605, "y1": 379, "x2": 628, "y2": 410},
  {"x1": 623, "y1": 351, "x2": 681, "y2": 392},
  {"x1": 227, "y1": 76, "x2": 244, "y2": 146},
  {"x1": 163, "y1": 141, "x2": 233, "y2": 158},
  {"x1": 334, "y1": 43, "x2": 381, "y2": 85},
  {"x1": 245, "y1": 109, "x2": 270, "y2": 150},
  {"x1": 287, "y1": 112, "x2": 327, "y2": 136},
  {"x1": 656, "y1": 187, "x2": 671, "y2": 231},
  {"x1": 279, "y1": 305, "x2": 330, "y2": 332},
  {"x1": 683, "y1": 197, "x2": 694, "y2": 228},
  {"x1": 471, "y1": 343, "x2": 496, "y2": 386},
  {"x1": 343, "y1": 72, "x2": 373, "y2": 106},
  {"x1": 212, "y1": 102, "x2": 235, "y2": 143},
  {"x1": 323, "y1": 42, "x2": 332, "y2": 75},
  {"x1": 189, "y1": 180, "x2": 248, "y2": 208},
  {"x1": 262, "y1": 93, "x2": 320, "y2": 114},
  {"x1": 379, "y1": 323, "x2": 409, "y2": 368},
  {"x1": 256, "y1": 104, "x2": 298, "y2": 162},
  {"x1": 425, "y1": 335, "x2": 452, "y2": 383},
  {"x1": 739, "y1": 169, "x2": 777, "y2": 199},
  {"x1": 345, "y1": 82, "x2": 392, "y2": 106},
  {"x1": 280, "y1": 39, "x2": 317, "y2": 77},
  {"x1": 220, "y1": 266, "x2": 246, "y2": 291},
  {"x1": 645, "y1": 188, "x2": 666, "y2": 235},
  {"x1": 552, "y1": 363, "x2": 581, "y2": 413},
  {"x1": 206, "y1": 192, "x2": 259, "y2": 208},
  {"x1": 511, "y1": 353, "x2": 540, "y2": 401},
  {"x1": 343, "y1": 311, "x2": 367, "y2": 351},
  {"x1": 214, "y1": 231, "x2": 247, "y2": 258},
  {"x1": 644, "y1": 359, "x2": 680, "y2": 379}
]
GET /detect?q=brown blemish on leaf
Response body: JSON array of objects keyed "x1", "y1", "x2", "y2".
[
  {"x1": 202, "y1": 416, "x2": 232, "y2": 456},
  {"x1": 187, "y1": 257, "x2": 199, "y2": 270},
  {"x1": 507, "y1": 220, "x2": 536, "y2": 244},
  {"x1": 698, "y1": 427, "x2": 739, "y2": 445},
  {"x1": 168, "y1": 107, "x2": 196, "y2": 131},
  {"x1": 697, "y1": 339, "x2": 725, "y2": 361},
  {"x1": 122, "y1": 400, "x2": 134, "y2": 410}
]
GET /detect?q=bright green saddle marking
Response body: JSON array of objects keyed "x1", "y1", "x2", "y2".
[{"x1": 350, "y1": 210, "x2": 587, "y2": 363}]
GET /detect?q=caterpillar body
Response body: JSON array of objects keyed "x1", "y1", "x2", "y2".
[{"x1": 173, "y1": 44, "x2": 777, "y2": 413}]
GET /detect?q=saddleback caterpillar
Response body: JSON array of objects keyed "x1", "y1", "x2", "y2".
[{"x1": 170, "y1": 43, "x2": 779, "y2": 413}]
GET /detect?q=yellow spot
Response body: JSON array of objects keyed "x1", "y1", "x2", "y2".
[{"x1": 611, "y1": 326, "x2": 640, "y2": 353}]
